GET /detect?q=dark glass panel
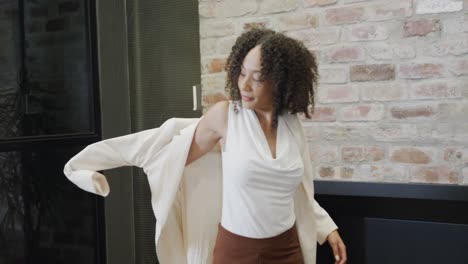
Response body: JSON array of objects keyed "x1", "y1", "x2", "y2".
[
  {"x1": 0, "y1": 146, "x2": 101, "y2": 264},
  {"x1": 0, "y1": 0, "x2": 94, "y2": 138}
]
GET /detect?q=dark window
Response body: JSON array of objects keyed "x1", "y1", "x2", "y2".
[
  {"x1": 1, "y1": 0, "x2": 96, "y2": 139},
  {"x1": 0, "y1": 147, "x2": 102, "y2": 264},
  {"x1": 0, "y1": 1, "x2": 103, "y2": 263}
]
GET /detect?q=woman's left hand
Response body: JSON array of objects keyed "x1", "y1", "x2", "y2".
[{"x1": 327, "y1": 229, "x2": 347, "y2": 264}]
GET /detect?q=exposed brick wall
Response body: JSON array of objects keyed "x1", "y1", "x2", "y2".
[{"x1": 199, "y1": 0, "x2": 468, "y2": 185}]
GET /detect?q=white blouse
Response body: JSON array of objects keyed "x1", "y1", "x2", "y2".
[
  {"x1": 221, "y1": 102, "x2": 305, "y2": 238},
  {"x1": 64, "y1": 117, "x2": 338, "y2": 264}
]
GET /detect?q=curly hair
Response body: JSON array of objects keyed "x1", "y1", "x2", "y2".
[{"x1": 225, "y1": 28, "x2": 319, "y2": 128}]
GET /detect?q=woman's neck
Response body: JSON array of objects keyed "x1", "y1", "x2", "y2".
[{"x1": 254, "y1": 108, "x2": 274, "y2": 126}]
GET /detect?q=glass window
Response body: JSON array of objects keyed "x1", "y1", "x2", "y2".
[
  {"x1": 0, "y1": 0, "x2": 95, "y2": 138},
  {"x1": 0, "y1": 146, "x2": 102, "y2": 264}
]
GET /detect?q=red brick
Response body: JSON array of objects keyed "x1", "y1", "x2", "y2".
[
  {"x1": 344, "y1": 24, "x2": 389, "y2": 42},
  {"x1": 308, "y1": 106, "x2": 337, "y2": 122},
  {"x1": 342, "y1": 146, "x2": 385, "y2": 162},
  {"x1": 367, "y1": 0, "x2": 412, "y2": 21},
  {"x1": 443, "y1": 147, "x2": 463, "y2": 163},
  {"x1": 422, "y1": 37, "x2": 468, "y2": 57},
  {"x1": 390, "y1": 104, "x2": 435, "y2": 120},
  {"x1": 322, "y1": 124, "x2": 365, "y2": 141},
  {"x1": 217, "y1": 36, "x2": 237, "y2": 55},
  {"x1": 317, "y1": 165, "x2": 337, "y2": 179},
  {"x1": 340, "y1": 166, "x2": 355, "y2": 179},
  {"x1": 201, "y1": 74, "x2": 226, "y2": 91},
  {"x1": 340, "y1": 104, "x2": 385, "y2": 121},
  {"x1": 410, "y1": 80, "x2": 461, "y2": 99},
  {"x1": 200, "y1": 38, "x2": 217, "y2": 56},
  {"x1": 202, "y1": 92, "x2": 226, "y2": 107},
  {"x1": 308, "y1": 145, "x2": 338, "y2": 162},
  {"x1": 324, "y1": 46, "x2": 366, "y2": 63},
  {"x1": 360, "y1": 164, "x2": 408, "y2": 182},
  {"x1": 390, "y1": 147, "x2": 433, "y2": 164},
  {"x1": 199, "y1": 0, "x2": 258, "y2": 18},
  {"x1": 393, "y1": 45, "x2": 416, "y2": 59},
  {"x1": 369, "y1": 124, "x2": 418, "y2": 142},
  {"x1": 449, "y1": 59, "x2": 468, "y2": 76},
  {"x1": 318, "y1": 85, "x2": 358, "y2": 103},
  {"x1": 318, "y1": 67, "x2": 348, "y2": 84},
  {"x1": 361, "y1": 82, "x2": 406, "y2": 101},
  {"x1": 438, "y1": 101, "x2": 468, "y2": 121},
  {"x1": 367, "y1": 45, "x2": 393, "y2": 60},
  {"x1": 243, "y1": 22, "x2": 269, "y2": 31},
  {"x1": 410, "y1": 166, "x2": 459, "y2": 184},
  {"x1": 399, "y1": 63, "x2": 444, "y2": 79},
  {"x1": 242, "y1": 17, "x2": 273, "y2": 31},
  {"x1": 260, "y1": 0, "x2": 298, "y2": 14},
  {"x1": 316, "y1": 165, "x2": 355, "y2": 180},
  {"x1": 276, "y1": 12, "x2": 318, "y2": 31},
  {"x1": 325, "y1": 6, "x2": 366, "y2": 25},
  {"x1": 442, "y1": 16, "x2": 465, "y2": 34},
  {"x1": 350, "y1": 64, "x2": 395, "y2": 82},
  {"x1": 404, "y1": 18, "x2": 441, "y2": 37},
  {"x1": 198, "y1": 2, "x2": 215, "y2": 18},
  {"x1": 415, "y1": 0, "x2": 463, "y2": 14},
  {"x1": 203, "y1": 58, "x2": 227, "y2": 74},
  {"x1": 287, "y1": 28, "x2": 341, "y2": 47},
  {"x1": 200, "y1": 21, "x2": 235, "y2": 38},
  {"x1": 417, "y1": 123, "x2": 453, "y2": 142},
  {"x1": 354, "y1": 165, "x2": 383, "y2": 181}
]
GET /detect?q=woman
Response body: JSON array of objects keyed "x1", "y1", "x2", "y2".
[
  {"x1": 64, "y1": 28, "x2": 347, "y2": 264},
  {"x1": 186, "y1": 28, "x2": 346, "y2": 263}
]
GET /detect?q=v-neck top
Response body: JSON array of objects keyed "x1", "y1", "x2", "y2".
[{"x1": 221, "y1": 101, "x2": 305, "y2": 238}]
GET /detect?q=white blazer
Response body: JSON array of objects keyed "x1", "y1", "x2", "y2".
[{"x1": 63, "y1": 115, "x2": 337, "y2": 264}]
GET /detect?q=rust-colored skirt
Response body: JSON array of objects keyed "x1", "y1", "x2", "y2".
[{"x1": 212, "y1": 224, "x2": 304, "y2": 264}]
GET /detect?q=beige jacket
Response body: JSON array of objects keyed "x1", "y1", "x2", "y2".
[{"x1": 63, "y1": 115, "x2": 337, "y2": 264}]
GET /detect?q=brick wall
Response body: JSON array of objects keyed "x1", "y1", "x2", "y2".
[{"x1": 198, "y1": 0, "x2": 468, "y2": 185}]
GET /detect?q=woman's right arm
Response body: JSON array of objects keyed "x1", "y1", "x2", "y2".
[
  {"x1": 185, "y1": 100, "x2": 229, "y2": 166},
  {"x1": 63, "y1": 118, "x2": 184, "y2": 196}
]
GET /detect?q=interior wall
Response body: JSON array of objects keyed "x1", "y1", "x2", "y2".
[{"x1": 198, "y1": 0, "x2": 468, "y2": 186}]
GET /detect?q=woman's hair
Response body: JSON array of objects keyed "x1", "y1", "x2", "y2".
[{"x1": 225, "y1": 28, "x2": 319, "y2": 128}]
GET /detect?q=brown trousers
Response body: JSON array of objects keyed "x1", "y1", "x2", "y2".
[{"x1": 212, "y1": 224, "x2": 304, "y2": 264}]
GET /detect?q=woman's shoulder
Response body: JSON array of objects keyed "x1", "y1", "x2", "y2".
[
  {"x1": 208, "y1": 100, "x2": 230, "y2": 116},
  {"x1": 207, "y1": 100, "x2": 243, "y2": 116},
  {"x1": 201, "y1": 100, "x2": 230, "y2": 132}
]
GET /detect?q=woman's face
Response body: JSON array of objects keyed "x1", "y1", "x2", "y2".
[{"x1": 238, "y1": 45, "x2": 275, "y2": 112}]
